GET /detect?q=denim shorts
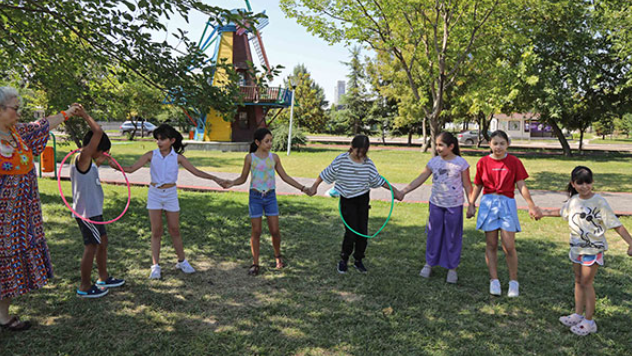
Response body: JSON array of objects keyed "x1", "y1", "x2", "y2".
[
  {"x1": 476, "y1": 194, "x2": 521, "y2": 232},
  {"x1": 249, "y1": 189, "x2": 279, "y2": 218}
]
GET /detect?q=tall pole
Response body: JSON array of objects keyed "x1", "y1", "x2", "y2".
[{"x1": 287, "y1": 86, "x2": 296, "y2": 156}]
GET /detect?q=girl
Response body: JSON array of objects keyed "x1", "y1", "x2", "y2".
[
  {"x1": 467, "y1": 130, "x2": 542, "y2": 297},
  {"x1": 308, "y1": 135, "x2": 398, "y2": 274},
  {"x1": 112, "y1": 124, "x2": 225, "y2": 279},
  {"x1": 222, "y1": 128, "x2": 307, "y2": 276},
  {"x1": 398, "y1": 132, "x2": 472, "y2": 283},
  {"x1": 541, "y1": 166, "x2": 632, "y2": 336}
]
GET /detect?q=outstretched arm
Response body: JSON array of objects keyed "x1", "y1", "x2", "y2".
[
  {"x1": 399, "y1": 167, "x2": 432, "y2": 201},
  {"x1": 306, "y1": 176, "x2": 324, "y2": 196},
  {"x1": 613, "y1": 225, "x2": 632, "y2": 256},
  {"x1": 223, "y1": 154, "x2": 251, "y2": 188},
  {"x1": 516, "y1": 180, "x2": 542, "y2": 220},
  {"x1": 540, "y1": 208, "x2": 562, "y2": 217},
  {"x1": 178, "y1": 155, "x2": 224, "y2": 184},
  {"x1": 110, "y1": 151, "x2": 152, "y2": 173},
  {"x1": 273, "y1": 154, "x2": 306, "y2": 192}
]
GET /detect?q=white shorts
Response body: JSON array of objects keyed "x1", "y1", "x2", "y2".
[{"x1": 146, "y1": 185, "x2": 180, "y2": 212}]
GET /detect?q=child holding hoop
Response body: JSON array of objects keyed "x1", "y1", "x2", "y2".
[
  {"x1": 71, "y1": 105, "x2": 125, "y2": 298},
  {"x1": 467, "y1": 130, "x2": 542, "y2": 297},
  {"x1": 398, "y1": 132, "x2": 472, "y2": 283},
  {"x1": 222, "y1": 128, "x2": 307, "y2": 276},
  {"x1": 541, "y1": 166, "x2": 632, "y2": 336},
  {"x1": 307, "y1": 135, "x2": 397, "y2": 274},
  {"x1": 112, "y1": 124, "x2": 224, "y2": 279}
]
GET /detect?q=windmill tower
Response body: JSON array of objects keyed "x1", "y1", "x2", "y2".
[{"x1": 191, "y1": 0, "x2": 292, "y2": 142}]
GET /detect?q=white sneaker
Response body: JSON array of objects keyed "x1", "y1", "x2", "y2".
[
  {"x1": 419, "y1": 265, "x2": 432, "y2": 278},
  {"x1": 490, "y1": 279, "x2": 501, "y2": 296},
  {"x1": 508, "y1": 280, "x2": 519, "y2": 298},
  {"x1": 446, "y1": 269, "x2": 458, "y2": 284},
  {"x1": 149, "y1": 264, "x2": 161, "y2": 279},
  {"x1": 175, "y1": 259, "x2": 196, "y2": 274},
  {"x1": 559, "y1": 313, "x2": 584, "y2": 327}
]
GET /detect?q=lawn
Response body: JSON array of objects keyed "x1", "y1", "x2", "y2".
[
  {"x1": 50, "y1": 141, "x2": 632, "y2": 192},
  {"x1": 2, "y1": 179, "x2": 632, "y2": 355}
]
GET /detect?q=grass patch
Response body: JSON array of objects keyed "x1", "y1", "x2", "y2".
[
  {"x1": 2, "y1": 179, "x2": 632, "y2": 355},
  {"x1": 50, "y1": 141, "x2": 632, "y2": 193}
]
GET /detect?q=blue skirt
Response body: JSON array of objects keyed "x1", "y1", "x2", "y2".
[{"x1": 476, "y1": 194, "x2": 521, "y2": 232}]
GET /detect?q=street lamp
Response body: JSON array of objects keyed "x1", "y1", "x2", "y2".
[{"x1": 287, "y1": 76, "x2": 298, "y2": 156}]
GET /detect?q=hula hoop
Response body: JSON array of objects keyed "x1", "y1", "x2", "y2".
[
  {"x1": 57, "y1": 148, "x2": 131, "y2": 225},
  {"x1": 337, "y1": 176, "x2": 394, "y2": 239}
]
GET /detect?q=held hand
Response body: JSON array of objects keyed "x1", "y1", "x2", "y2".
[
  {"x1": 627, "y1": 246, "x2": 632, "y2": 257},
  {"x1": 305, "y1": 186, "x2": 316, "y2": 196},
  {"x1": 529, "y1": 206, "x2": 543, "y2": 221},
  {"x1": 466, "y1": 204, "x2": 476, "y2": 219},
  {"x1": 220, "y1": 180, "x2": 234, "y2": 189}
]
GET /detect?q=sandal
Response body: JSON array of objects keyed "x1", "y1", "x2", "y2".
[
  {"x1": 275, "y1": 255, "x2": 286, "y2": 269},
  {"x1": 248, "y1": 264, "x2": 260, "y2": 276},
  {"x1": 570, "y1": 319, "x2": 597, "y2": 336},
  {"x1": 0, "y1": 316, "x2": 32, "y2": 332}
]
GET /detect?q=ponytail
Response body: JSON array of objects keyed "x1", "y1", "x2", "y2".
[
  {"x1": 250, "y1": 127, "x2": 272, "y2": 153},
  {"x1": 567, "y1": 166, "x2": 593, "y2": 197}
]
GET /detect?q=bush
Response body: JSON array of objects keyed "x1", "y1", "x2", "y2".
[{"x1": 271, "y1": 125, "x2": 307, "y2": 152}]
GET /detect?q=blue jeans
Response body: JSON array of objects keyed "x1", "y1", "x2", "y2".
[{"x1": 249, "y1": 189, "x2": 279, "y2": 218}]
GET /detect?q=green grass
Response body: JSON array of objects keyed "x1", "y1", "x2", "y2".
[
  {"x1": 589, "y1": 137, "x2": 632, "y2": 144},
  {"x1": 2, "y1": 179, "x2": 632, "y2": 355},
  {"x1": 51, "y1": 141, "x2": 632, "y2": 192}
]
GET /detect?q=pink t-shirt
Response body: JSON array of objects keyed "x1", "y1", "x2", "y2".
[{"x1": 473, "y1": 154, "x2": 528, "y2": 199}]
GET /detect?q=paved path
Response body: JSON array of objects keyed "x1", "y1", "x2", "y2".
[{"x1": 41, "y1": 164, "x2": 632, "y2": 216}]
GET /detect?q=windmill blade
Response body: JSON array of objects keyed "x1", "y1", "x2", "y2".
[{"x1": 250, "y1": 31, "x2": 271, "y2": 71}]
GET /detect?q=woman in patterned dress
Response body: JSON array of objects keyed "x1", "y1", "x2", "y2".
[{"x1": 0, "y1": 86, "x2": 80, "y2": 331}]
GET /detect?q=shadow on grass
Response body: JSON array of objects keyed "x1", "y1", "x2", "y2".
[{"x1": 3, "y1": 184, "x2": 632, "y2": 355}]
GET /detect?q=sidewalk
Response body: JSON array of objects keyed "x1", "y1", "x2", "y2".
[{"x1": 41, "y1": 163, "x2": 632, "y2": 216}]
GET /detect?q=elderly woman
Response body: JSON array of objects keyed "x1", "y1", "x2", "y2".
[{"x1": 0, "y1": 86, "x2": 80, "y2": 331}]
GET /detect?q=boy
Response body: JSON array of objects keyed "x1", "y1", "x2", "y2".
[{"x1": 71, "y1": 106, "x2": 125, "y2": 298}]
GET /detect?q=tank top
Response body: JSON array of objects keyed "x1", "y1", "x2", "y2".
[
  {"x1": 150, "y1": 148, "x2": 179, "y2": 185},
  {"x1": 70, "y1": 160, "x2": 104, "y2": 218},
  {"x1": 250, "y1": 152, "x2": 275, "y2": 192}
]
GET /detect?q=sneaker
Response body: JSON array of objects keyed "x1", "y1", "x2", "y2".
[
  {"x1": 559, "y1": 313, "x2": 584, "y2": 327},
  {"x1": 337, "y1": 260, "x2": 348, "y2": 274},
  {"x1": 570, "y1": 319, "x2": 597, "y2": 336},
  {"x1": 508, "y1": 280, "x2": 520, "y2": 298},
  {"x1": 353, "y1": 260, "x2": 368, "y2": 273},
  {"x1": 96, "y1": 276, "x2": 126, "y2": 288},
  {"x1": 149, "y1": 264, "x2": 161, "y2": 279},
  {"x1": 446, "y1": 269, "x2": 458, "y2": 284},
  {"x1": 175, "y1": 259, "x2": 196, "y2": 274},
  {"x1": 490, "y1": 279, "x2": 501, "y2": 296},
  {"x1": 76, "y1": 285, "x2": 108, "y2": 298},
  {"x1": 419, "y1": 265, "x2": 432, "y2": 278}
]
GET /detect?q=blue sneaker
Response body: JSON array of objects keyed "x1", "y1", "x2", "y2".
[
  {"x1": 96, "y1": 276, "x2": 126, "y2": 288},
  {"x1": 76, "y1": 285, "x2": 109, "y2": 298},
  {"x1": 337, "y1": 260, "x2": 348, "y2": 274}
]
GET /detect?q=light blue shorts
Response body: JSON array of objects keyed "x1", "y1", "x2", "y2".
[
  {"x1": 476, "y1": 194, "x2": 521, "y2": 232},
  {"x1": 249, "y1": 189, "x2": 279, "y2": 218}
]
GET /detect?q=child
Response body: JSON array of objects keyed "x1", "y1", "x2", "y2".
[
  {"x1": 71, "y1": 105, "x2": 125, "y2": 298},
  {"x1": 467, "y1": 130, "x2": 542, "y2": 297},
  {"x1": 398, "y1": 132, "x2": 472, "y2": 283},
  {"x1": 112, "y1": 124, "x2": 224, "y2": 279},
  {"x1": 541, "y1": 166, "x2": 632, "y2": 336},
  {"x1": 307, "y1": 135, "x2": 398, "y2": 274},
  {"x1": 222, "y1": 128, "x2": 307, "y2": 276}
]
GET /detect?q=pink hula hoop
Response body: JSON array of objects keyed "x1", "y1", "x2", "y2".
[{"x1": 57, "y1": 148, "x2": 131, "y2": 225}]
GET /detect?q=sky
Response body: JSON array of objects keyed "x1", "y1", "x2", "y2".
[{"x1": 164, "y1": 0, "x2": 353, "y2": 103}]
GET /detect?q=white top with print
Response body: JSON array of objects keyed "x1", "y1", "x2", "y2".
[{"x1": 427, "y1": 155, "x2": 469, "y2": 208}]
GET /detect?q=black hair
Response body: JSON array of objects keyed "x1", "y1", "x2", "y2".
[
  {"x1": 250, "y1": 127, "x2": 272, "y2": 153},
  {"x1": 437, "y1": 132, "x2": 460, "y2": 156},
  {"x1": 567, "y1": 166, "x2": 593, "y2": 197},
  {"x1": 490, "y1": 130, "x2": 510, "y2": 144},
  {"x1": 153, "y1": 124, "x2": 186, "y2": 154},
  {"x1": 82, "y1": 131, "x2": 111, "y2": 152},
  {"x1": 349, "y1": 134, "x2": 370, "y2": 159}
]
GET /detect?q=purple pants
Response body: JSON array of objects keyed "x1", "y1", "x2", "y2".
[{"x1": 425, "y1": 203, "x2": 464, "y2": 269}]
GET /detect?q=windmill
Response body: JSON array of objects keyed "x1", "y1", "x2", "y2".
[{"x1": 187, "y1": 0, "x2": 291, "y2": 142}]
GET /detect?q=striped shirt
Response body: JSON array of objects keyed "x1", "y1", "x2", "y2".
[{"x1": 320, "y1": 153, "x2": 385, "y2": 198}]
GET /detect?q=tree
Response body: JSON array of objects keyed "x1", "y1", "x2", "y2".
[
  {"x1": 338, "y1": 46, "x2": 371, "y2": 135},
  {"x1": 281, "y1": 0, "x2": 500, "y2": 153},
  {"x1": 0, "y1": 1, "x2": 263, "y2": 117},
  {"x1": 277, "y1": 64, "x2": 329, "y2": 133}
]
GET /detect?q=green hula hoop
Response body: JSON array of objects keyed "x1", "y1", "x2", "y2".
[{"x1": 337, "y1": 175, "x2": 394, "y2": 239}]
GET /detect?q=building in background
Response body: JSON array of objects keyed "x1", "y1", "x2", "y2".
[{"x1": 334, "y1": 80, "x2": 346, "y2": 105}]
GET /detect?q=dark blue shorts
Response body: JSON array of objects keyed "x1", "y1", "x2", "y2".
[
  {"x1": 76, "y1": 215, "x2": 107, "y2": 245},
  {"x1": 249, "y1": 189, "x2": 279, "y2": 218}
]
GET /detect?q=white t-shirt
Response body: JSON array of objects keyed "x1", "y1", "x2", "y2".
[
  {"x1": 427, "y1": 155, "x2": 469, "y2": 208},
  {"x1": 561, "y1": 194, "x2": 622, "y2": 255}
]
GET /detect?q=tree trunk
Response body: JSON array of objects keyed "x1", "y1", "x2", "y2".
[
  {"x1": 549, "y1": 119, "x2": 572, "y2": 156},
  {"x1": 407, "y1": 130, "x2": 413, "y2": 146},
  {"x1": 579, "y1": 129, "x2": 584, "y2": 153},
  {"x1": 421, "y1": 118, "x2": 430, "y2": 152}
]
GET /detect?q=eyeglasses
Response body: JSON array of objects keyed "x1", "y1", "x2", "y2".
[{"x1": 1, "y1": 105, "x2": 21, "y2": 114}]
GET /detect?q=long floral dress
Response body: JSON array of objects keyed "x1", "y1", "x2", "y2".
[{"x1": 0, "y1": 118, "x2": 52, "y2": 299}]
